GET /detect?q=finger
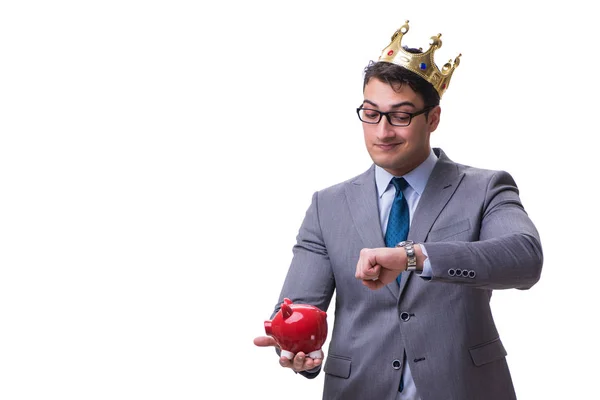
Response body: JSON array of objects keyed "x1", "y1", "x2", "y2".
[
  {"x1": 279, "y1": 356, "x2": 292, "y2": 368},
  {"x1": 356, "y1": 259, "x2": 380, "y2": 280},
  {"x1": 360, "y1": 263, "x2": 380, "y2": 279},
  {"x1": 293, "y1": 352, "x2": 306, "y2": 371},
  {"x1": 355, "y1": 248, "x2": 373, "y2": 279},
  {"x1": 367, "y1": 264, "x2": 381, "y2": 280},
  {"x1": 305, "y1": 353, "x2": 324, "y2": 369},
  {"x1": 253, "y1": 336, "x2": 278, "y2": 347},
  {"x1": 355, "y1": 253, "x2": 364, "y2": 279}
]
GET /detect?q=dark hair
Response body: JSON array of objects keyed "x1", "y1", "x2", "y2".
[{"x1": 363, "y1": 49, "x2": 440, "y2": 108}]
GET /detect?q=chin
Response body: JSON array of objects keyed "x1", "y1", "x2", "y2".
[{"x1": 374, "y1": 156, "x2": 402, "y2": 170}]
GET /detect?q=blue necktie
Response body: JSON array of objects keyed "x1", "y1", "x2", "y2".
[
  {"x1": 384, "y1": 177, "x2": 410, "y2": 393},
  {"x1": 384, "y1": 177, "x2": 409, "y2": 285}
]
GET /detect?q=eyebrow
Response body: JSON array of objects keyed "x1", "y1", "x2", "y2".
[{"x1": 362, "y1": 100, "x2": 416, "y2": 109}]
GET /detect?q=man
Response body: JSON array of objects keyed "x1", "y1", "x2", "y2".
[{"x1": 254, "y1": 20, "x2": 543, "y2": 400}]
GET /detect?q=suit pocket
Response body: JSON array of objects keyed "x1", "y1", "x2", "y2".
[
  {"x1": 469, "y1": 337, "x2": 507, "y2": 366},
  {"x1": 428, "y1": 219, "x2": 471, "y2": 242},
  {"x1": 324, "y1": 354, "x2": 352, "y2": 379}
]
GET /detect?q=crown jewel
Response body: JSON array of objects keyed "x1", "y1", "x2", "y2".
[{"x1": 378, "y1": 20, "x2": 461, "y2": 98}]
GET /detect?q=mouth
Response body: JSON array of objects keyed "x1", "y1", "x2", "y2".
[{"x1": 375, "y1": 143, "x2": 401, "y2": 151}]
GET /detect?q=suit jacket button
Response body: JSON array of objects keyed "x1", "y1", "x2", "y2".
[
  {"x1": 468, "y1": 270, "x2": 476, "y2": 278},
  {"x1": 461, "y1": 269, "x2": 469, "y2": 277},
  {"x1": 448, "y1": 268, "x2": 456, "y2": 276},
  {"x1": 392, "y1": 359, "x2": 401, "y2": 369},
  {"x1": 400, "y1": 312, "x2": 411, "y2": 322}
]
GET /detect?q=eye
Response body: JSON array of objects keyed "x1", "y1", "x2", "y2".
[
  {"x1": 362, "y1": 110, "x2": 380, "y2": 120},
  {"x1": 390, "y1": 112, "x2": 410, "y2": 123}
]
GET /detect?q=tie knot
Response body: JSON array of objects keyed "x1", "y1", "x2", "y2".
[{"x1": 391, "y1": 177, "x2": 408, "y2": 192}]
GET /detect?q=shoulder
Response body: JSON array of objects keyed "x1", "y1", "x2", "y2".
[
  {"x1": 300, "y1": 166, "x2": 375, "y2": 212},
  {"x1": 457, "y1": 163, "x2": 518, "y2": 188},
  {"x1": 457, "y1": 162, "x2": 511, "y2": 178},
  {"x1": 436, "y1": 149, "x2": 517, "y2": 186},
  {"x1": 314, "y1": 165, "x2": 375, "y2": 197}
]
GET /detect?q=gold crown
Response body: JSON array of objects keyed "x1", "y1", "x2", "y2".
[{"x1": 378, "y1": 20, "x2": 461, "y2": 98}]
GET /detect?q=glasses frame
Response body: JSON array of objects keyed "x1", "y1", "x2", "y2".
[{"x1": 356, "y1": 106, "x2": 434, "y2": 127}]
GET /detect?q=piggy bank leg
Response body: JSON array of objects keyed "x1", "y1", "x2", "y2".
[
  {"x1": 280, "y1": 350, "x2": 295, "y2": 360},
  {"x1": 308, "y1": 349, "x2": 323, "y2": 359}
]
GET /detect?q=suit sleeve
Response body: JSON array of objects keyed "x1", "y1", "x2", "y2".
[
  {"x1": 271, "y1": 191, "x2": 336, "y2": 378},
  {"x1": 275, "y1": 191, "x2": 336, "y2": 311},
  {"x1": 423, "y1": 170, "x2": 543, "y2": 290}
]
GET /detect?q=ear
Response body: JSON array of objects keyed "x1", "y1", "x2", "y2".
[
  {"x1": 282, "y1": 303, "x2": 293, "y2": 319},
  {"x1": 428, "y1": 105, "x2": 441, "y2": 133}
]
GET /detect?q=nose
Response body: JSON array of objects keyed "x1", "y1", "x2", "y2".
[{"x1": 375, "y1": 115, "x2": 396, "y2": 140}]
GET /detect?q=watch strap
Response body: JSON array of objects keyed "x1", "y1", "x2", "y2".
[{"x1": 396, "y1": 240, "x2": 421, "y2": 274}]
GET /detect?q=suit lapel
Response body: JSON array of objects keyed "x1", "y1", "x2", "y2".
[
  {"x1": 398, "y1": 148, "x2": 465, "y2": 298},
  {"x1": 344, "y1": 166, "x2": 399, "y2": 299},
  {"x1": 345, "y1": 165, "x2": 385, "y2": 249}
]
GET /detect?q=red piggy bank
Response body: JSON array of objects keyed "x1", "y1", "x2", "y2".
[{"x1": 264, "y1": 298, "x2": 328, "y2": 360}]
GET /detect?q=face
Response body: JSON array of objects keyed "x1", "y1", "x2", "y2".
[{"x1": 361, "y1": 78, "x2": 440, "y2": 176}]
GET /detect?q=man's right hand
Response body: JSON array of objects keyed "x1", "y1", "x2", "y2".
[{"x1": 253, "y1": 336, "x2": 323, "y2": 372}]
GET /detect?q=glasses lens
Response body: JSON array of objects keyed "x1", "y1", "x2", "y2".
[
  {"x1": 358, "y1": 109, "x2": 381, "y2": 124},
  {"x1": 388, "y1": 112, "x2": 411, "y2": 126}
]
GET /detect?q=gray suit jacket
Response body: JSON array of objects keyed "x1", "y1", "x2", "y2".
[{"x1": 273, "y1": 148, "x2": 543, "y2": 400}]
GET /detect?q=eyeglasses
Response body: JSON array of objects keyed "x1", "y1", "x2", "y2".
[{"x1": 356, "y1": 106, "x2": 433, "y2": 127}]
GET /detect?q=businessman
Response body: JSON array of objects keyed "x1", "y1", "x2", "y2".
[{"x1": 254, "y1": 20, "x2": 543, "y2": 400}]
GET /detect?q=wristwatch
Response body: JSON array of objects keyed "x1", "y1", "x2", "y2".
[{"x1": 396, "y1": 240, "x2": 422, "y2": 274}]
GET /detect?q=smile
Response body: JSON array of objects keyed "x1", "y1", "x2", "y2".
[{"x1": 376, "y1": 143, "x2": 401, "y2": 151}]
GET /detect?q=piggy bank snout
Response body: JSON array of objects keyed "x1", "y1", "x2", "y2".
[{"x1": 264, "y1": 321, "x2": 273, "y2": 336}]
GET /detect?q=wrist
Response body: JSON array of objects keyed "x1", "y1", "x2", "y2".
[{"x1": 414, "y1": 244, "x2": 426, "y2": 266}]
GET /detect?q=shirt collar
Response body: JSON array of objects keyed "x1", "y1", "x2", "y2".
[{"x1": 375, "y1": 149, "x2": 439, "y2": 198}]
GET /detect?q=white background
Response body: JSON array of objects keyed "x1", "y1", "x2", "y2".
[{"x1": 1, "y1": 1, "x2": 597, "y2": 399}]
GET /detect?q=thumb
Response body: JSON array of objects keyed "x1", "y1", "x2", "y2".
[{"x1": 254, "y1": 336, "x2": 278, "y2": 347}]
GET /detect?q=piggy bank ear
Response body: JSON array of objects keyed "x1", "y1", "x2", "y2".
[
  {"x1": 283, "y1": 298, "x2": 293, "y2": 306},
  {"x1": 281, "y1": 303, "x2": 293, "y2": 319}
]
